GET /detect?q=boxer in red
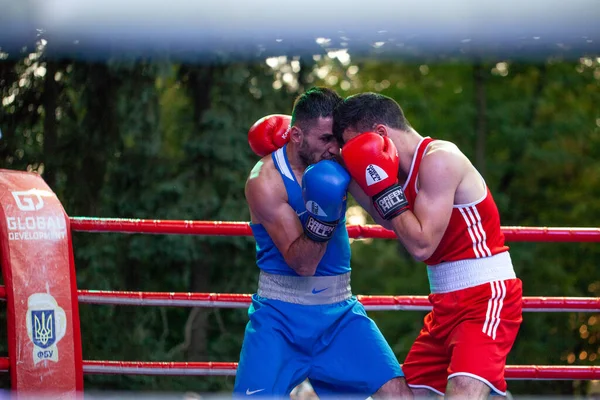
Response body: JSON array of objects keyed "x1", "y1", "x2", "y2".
[{"x1": 333, "y1": 92, "x2": 523, "y2": 399}]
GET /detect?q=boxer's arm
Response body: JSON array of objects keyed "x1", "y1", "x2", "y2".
[
  {"x1": 348, "y1": 180, "x2": 393, "y2": 231},
  {"x1": 245, "y1": 169, "x2": 325, "y2": 276},
  {"x1": 388, "y1": 149, "x2": 460, "y2": 261},
  {"x1": 337, "y1": 152, "x2": 393, "y2": 230}
]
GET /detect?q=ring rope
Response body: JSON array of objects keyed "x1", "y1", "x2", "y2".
[
  {"x1": 69, "y1": 217, "x2": 600, "y2": 242},
  {"x1": 0, "y1": 358, "x2": 597, "y2": 380},
  {"x1": 0, "y1": 288, "x2": 597, "y2": 312},
  {"x1": 2, "y1": 217, "x2": 596, "y2": 383}
]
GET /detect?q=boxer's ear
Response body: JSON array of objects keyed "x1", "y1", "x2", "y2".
[
  {"x1": 289, "y1": 126, "x2": 302, "y2": 144},
  {"x1": 374, "y1": 124, "x2": 389, "y2": 137}
]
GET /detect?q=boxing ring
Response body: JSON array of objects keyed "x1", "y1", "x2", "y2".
[{"x1": 0, "y1": 170, "x2": 599, "y2": 397}]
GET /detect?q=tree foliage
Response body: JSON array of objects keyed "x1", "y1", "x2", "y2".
[{"x1": 0, "y1": 42, "x2": 599, "y2": 395}]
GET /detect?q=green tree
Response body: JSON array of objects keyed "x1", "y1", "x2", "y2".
[{"x1": 1, "y1": 45, "x2": 598, "y2": 396}]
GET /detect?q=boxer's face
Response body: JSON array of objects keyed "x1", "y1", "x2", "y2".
[
  {"x1": 297, "y1": 117, "x2": 339, "y2": 165},
  {"x1": 339, "y1": 127, "x2": 362, "y2": 146}
]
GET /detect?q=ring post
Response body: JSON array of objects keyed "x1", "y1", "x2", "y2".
[{"x1": 0, "y1": 169, "x2": 83, "y2": 398}]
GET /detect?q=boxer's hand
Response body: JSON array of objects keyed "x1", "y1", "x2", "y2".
[
  {"x1": 248, "y1": 114, "x2": 291, "y2": 157},
  {"x1": 301, "y1": 160, "x2": 350, "y2": 242},
  {"x1": 341, "y1": 132, "x2": 409, "y2": 220}
]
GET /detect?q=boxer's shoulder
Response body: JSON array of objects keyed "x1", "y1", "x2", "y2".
[
  {"x1": 421, "y1": 140, "x2": 471, "y2": 176},
  {"x1": 246, "y1": 157, "x2": 286, "y2": 206},
  {"x1": 424, "y1": 139, "x2": 460, "y2": 158}
]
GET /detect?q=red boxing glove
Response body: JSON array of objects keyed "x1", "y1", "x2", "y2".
[
  {"x1": 341, "y1": 132, "x2": 409, "y2": 220},
  {"x1": 248, "y1": 114, "x2": 292, "y2": 157}
]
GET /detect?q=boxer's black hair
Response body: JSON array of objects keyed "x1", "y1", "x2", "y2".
[
  {"x1": 291, "y1": 87, "x2": 342, "y2": 128},
  {"x1": 332, "y1": 92, "x2": 411, "y2": 145}
]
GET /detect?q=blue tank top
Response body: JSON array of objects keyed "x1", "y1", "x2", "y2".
[{"x1": 250, "y1": 145, "x2": 351, "y2": 276}]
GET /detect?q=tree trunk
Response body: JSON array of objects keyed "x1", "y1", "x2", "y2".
[
  {"x1": 181, "y1": 65, "x2": 217, "y2": 360},
  {"x1": 187, "y1": 243, "x2": 212, "y2": 360}
]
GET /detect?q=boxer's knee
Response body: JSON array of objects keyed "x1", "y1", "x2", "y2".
[
  {"x1": 373, "y1": 376, "x2": 413, "y2": 399},
  {"x1": 446, "y1": 375, "x2": 491, "y2": 400},
  {"x1": 410, "y1": 387, "x2": 442, "y2": 399}
]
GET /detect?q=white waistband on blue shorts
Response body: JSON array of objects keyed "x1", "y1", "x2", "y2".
[
  {"x1": 427, "y1": 251, "x2": 516, "y2": 294},
  {"x1": 257, "y1": 270, "x2": 352, "y2": 305}
]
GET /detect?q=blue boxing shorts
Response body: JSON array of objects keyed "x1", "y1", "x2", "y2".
[{"x1": 233, "y1": 272, "x2": 403, "y2": 398}]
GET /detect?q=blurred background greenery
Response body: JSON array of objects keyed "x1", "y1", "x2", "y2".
[{"x1": 0, "y1": 34, "x2": 599, "y2": 397}]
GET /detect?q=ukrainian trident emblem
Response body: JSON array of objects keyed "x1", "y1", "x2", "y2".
[{"x1": 26, "y1": 293, "x2": 67, "y2": 364}]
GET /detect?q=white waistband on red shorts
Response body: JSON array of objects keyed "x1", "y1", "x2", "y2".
[{"x1": 427, "y1": 251, "x2": 516, "y2": 294}]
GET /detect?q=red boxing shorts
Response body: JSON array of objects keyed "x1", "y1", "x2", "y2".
[{"x1": 402, "y1": 278, "x2": 523, "y2": 396}]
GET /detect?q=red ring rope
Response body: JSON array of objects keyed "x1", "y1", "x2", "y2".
[
  {"x1": 0, "y1": 288, "x2": 597, "y2": 312},
  {"x1": 67, "y1": 291, "x2": 600, "y2": 312},
  {"x1": 2, "y1": 215, "x2": 598, "y2": 384},
  {"x1": 0, "y1": 358, "x2": 597, "y2": 380},
  {"x1": 69, "y1": 218, "x2": 600, "y2": 242}
]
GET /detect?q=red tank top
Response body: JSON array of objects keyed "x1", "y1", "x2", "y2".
[{"x1": 403, "y1": 137, "x2": 509, "y2": 265}]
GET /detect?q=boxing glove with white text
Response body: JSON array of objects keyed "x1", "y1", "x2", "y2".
[
  {"x1": 301, "y1": 160, "x2": 350, "y2": 242},
  {"x1": 341, "y1": 132, "x2": 409, "y2": 220},
  {"x1": 248, "y1": 114, "x2": 292, "y2": 157}
]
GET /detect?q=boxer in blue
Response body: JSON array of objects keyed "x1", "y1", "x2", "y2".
[{"x1": 234, "y1": 87, "x2": 412, "y2": 398}]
